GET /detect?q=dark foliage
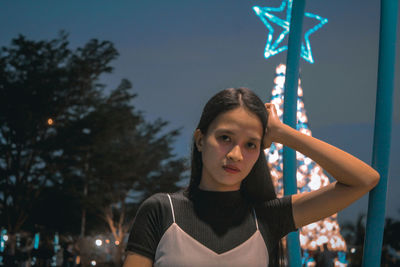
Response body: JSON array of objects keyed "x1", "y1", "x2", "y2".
[{"x1": 0, "y1": 32, "x2": 188, "y2": 243}]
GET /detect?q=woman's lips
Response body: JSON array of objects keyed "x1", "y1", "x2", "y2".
[{"x1": 223, "y1": 165, "x2": 240, "y2": 173}]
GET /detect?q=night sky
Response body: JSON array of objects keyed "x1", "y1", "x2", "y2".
[{"x1": 1, "y1": 0, "x2": 399, "y2": 223}]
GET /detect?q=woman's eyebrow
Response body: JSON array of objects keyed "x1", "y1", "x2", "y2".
[{"x1": 215, "y1": 129, "x2": 261, "y2": 142}]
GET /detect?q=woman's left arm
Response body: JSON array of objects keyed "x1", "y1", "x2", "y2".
[{"x1": 264, "y1": 104, "x2": 380, "y2": 229}]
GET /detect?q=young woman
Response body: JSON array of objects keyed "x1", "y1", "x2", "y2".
[{"x1": 123, "y1": 88, "x2": 379, "y2": 267}]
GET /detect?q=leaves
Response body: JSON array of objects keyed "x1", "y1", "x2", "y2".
[{"x1": 0, "y1": 33, "x2": 188, "y2": 239}]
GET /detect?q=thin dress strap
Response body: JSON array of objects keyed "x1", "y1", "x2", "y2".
[
  {"x1": 252, "y1": 208, "x2": 259, "y2": 231},
  {"x1": 166, "y1": 194, "x2": 176, "y2": 223}
]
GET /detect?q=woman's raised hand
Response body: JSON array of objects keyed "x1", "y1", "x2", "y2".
[
  {"x1": 263, "y1": 103, "x2": 284, "y2": 149},
  {"x1": 261, "y1": 103, "x2": 380, "y2": 229}
]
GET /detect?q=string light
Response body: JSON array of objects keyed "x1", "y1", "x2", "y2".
[
  {"x1": 252, "y1": 0, "x2": 328, "y2": 64},
  {"x1": 266, "y1": 64, "x2": 347, "y2": 265}
]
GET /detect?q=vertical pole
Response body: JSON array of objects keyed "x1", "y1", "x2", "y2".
[
  {"x1": 283, "y1": 0, "x2": 305, "y2": 266},
  {"x1": 362, "y1": 0, "x2": 398, "y2": 266}
]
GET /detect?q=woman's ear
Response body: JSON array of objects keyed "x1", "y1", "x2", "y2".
[{"x1": 194, "y1": 129, "x2": 203, "y2": 152}]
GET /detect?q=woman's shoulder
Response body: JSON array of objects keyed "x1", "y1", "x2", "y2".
[
  {"x1": 138, "y1": 190, "x2": 189, "y2": 212},
  {"x1": 133, "y1": 190, "x2": 190, "y2": 234},
  {"x1": 127, "y1": 191, "x2": 187, "y2": 259},
  {"x1": 141, "y1": 192, "x2": 168, "y2": 204},
  {"x1": 254, "y1": 195, "x2": 297, "y2": 237},
  {"x1": 253, "y1": 195, "x2": 294, "y2": 225}
]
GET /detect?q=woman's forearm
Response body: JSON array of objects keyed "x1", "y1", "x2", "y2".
[{"x1": 274, "y1": 124, "x2": 380, "y2": 188}]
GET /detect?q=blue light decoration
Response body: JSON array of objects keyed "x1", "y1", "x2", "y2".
[
  {"x1": 252, "y1": 0, "x2": 328, "y2": 64},
  {"x1": 0, "y1": 229, "x2": 6, "y2": 253},
  {"x1": 52, "y1": 232, "x2": 60, "y2": 267},
  {"x1": 31, "y1": 232, "x2": 40, "y2": 266},
  {"x1": 338, "y1": 251, "x2": 349, "y2": 265},
  {"x1": 0, "y1": 229, "x2": 7, "y2": 266},
  {"x1": 16, "y1": 233, "x2": 21, "y2": 248},
  {"x1": 301, "y1": 250, "x2": 316, "y2": 266},
  {"x1": 34, "y1": 232, "x2": 40, "y2": 249}
]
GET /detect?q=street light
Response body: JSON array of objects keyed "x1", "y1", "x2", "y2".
[{"x1": 95, "y1": 239, "x2": 102, "y2": 247}]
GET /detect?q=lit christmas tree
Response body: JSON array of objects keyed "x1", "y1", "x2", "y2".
[{"x1": 265, "y1": 64, "x2": 348, "y2": 266}]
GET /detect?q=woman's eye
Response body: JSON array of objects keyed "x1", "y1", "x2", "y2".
[
  {"x1": 247, "y1": 142, "x2": 257, "y2": 149},
  {"x1": 220, "y1": 135, "x2": 231, "y2": 142}
]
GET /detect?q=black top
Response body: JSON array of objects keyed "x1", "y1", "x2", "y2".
[{"x1": 126, "y1": 188, "x2": 296, "y2": 261}]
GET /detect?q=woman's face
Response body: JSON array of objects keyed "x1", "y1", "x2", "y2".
[{"x1": 195, "y1": 107, "x2": 264, "y2": 191}]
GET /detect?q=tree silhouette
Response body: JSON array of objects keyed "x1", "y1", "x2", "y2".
[
  {"x1": 0, "y1": 32, "x2": 187, "y2": 263},
  {"x1": 340, "y1": 214, "x2": 400, "y2": 266}
]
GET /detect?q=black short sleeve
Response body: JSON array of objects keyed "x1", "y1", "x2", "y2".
[
  {"x1": 255, "y1": 195, "x2": 297, "y2": 252},
  {"x1": 125, "y1": 193, "x2": 168, "y2": 260},
  {"x1": 266, "y1": 195, "x2": 297, "y2": 237}
]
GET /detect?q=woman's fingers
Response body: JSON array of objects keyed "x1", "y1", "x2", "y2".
[
  {"x1": 264, "y1": 103, "x2": 278, "y2": 123},
  {"x1": 264, "y1": 103, "x2": 276, "y2": 114},
  {"x1": 263, "y1": 102, "x2": 281, "y2": 149},
  {"x1": 263, "y1": 103, "x2": 273, "y2": 149}
]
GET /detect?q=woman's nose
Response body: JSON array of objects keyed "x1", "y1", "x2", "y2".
[{"x1": 227, "y1": 145, "x2": 243, "y2": 162}]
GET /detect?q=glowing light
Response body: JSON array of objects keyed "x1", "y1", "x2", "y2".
[
  {"x1": 325, "y1": 222, "x2": 334, "y2": 231},
  {"x1": 34, "y1": 233, "x2": 40, "y2": 250},
  {"x1": 316, "y1": 235, "x2": 328, "y2": 245},
  {"x1": 95, "y1": 239, "x2": 102, "y2": 247},
  {"x1": 115, "y1": 240, "x2": 120, "y2": 246},
  {"x1": 298, "y1": 87, "x2": 303, "y2": 97},
  {"x1": 3, "y1": 235, "x2": 8, "y2": 242},
  {"x1": 47, "y1": 118, "x2": 54, "y2": 125},
  {"x1": 310, "y1": 241, "x2": 317, "y2": 250},
  {"x1": 0, "y1": 229, "x2": 7, "y2": 252},
  {"x1": 266, "y1": 65, "x2": 347, "y2": 265},
  {"x1": 252, "y1": 0, "x2": 328, "y2": 64},
  {"x1": 300, "y1": 234, "x2": 307, "y2": 246},
  {"x1": 275, "y1": 76, "x2": 285, "y2": 87},
  {"x1": 299, "y1": 164, "x2": 307, "y2": 173},
  {"x1": 304, "y1": 157, "x2": 312, "y2": 165},
  {"x1": 277, "y1": 64, "x2": 286, "y2": 74},
  {"x1": 306, "y1": 223, "x2": 318, "y2": 231},
  {"x1": 309, "y1": 174, "x2": 322, "y2": 190},
  {"x1": 269, "y1": 149, "x2": 279, "y2": 162},
  {"x1": 105, "y1": 239, "x2": 110, "y2": 244},
  {"x1": 350, "y1": 248, "x2": 356, "y2": 253},
  {"x1": 296, "y1": 151, "x2": 305, "y2": 161},
  {"x1": 91, "y1": 260, "x2": 96, "y2": 266},
  {"x1": 338, "y1": 251, "x2": 348, "y2": 264}
]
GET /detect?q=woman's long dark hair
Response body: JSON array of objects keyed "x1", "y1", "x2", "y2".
[{"x1": 185, "y1": 87, "x2": 284, "y2": 266}]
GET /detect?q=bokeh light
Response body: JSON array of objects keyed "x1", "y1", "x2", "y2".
[{"x1": 266, "y1": 64, "x2": 347, "y2": 265}]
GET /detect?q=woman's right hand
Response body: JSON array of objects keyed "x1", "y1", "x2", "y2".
[{"x1": 263, "y1": 103, "x2": 284, "y2": 149}]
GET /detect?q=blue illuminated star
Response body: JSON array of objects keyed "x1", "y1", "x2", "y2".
[{"x1": 253, "y1": 0, "x2": 328, "y2": 64}]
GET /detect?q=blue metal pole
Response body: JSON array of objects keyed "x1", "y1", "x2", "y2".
[
  {"x1": 362, "y1": 0, "x2": 398, "y2": 266},
  {"x1": 283, "y1": 0, "x2": 305, "y2": 266}
]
